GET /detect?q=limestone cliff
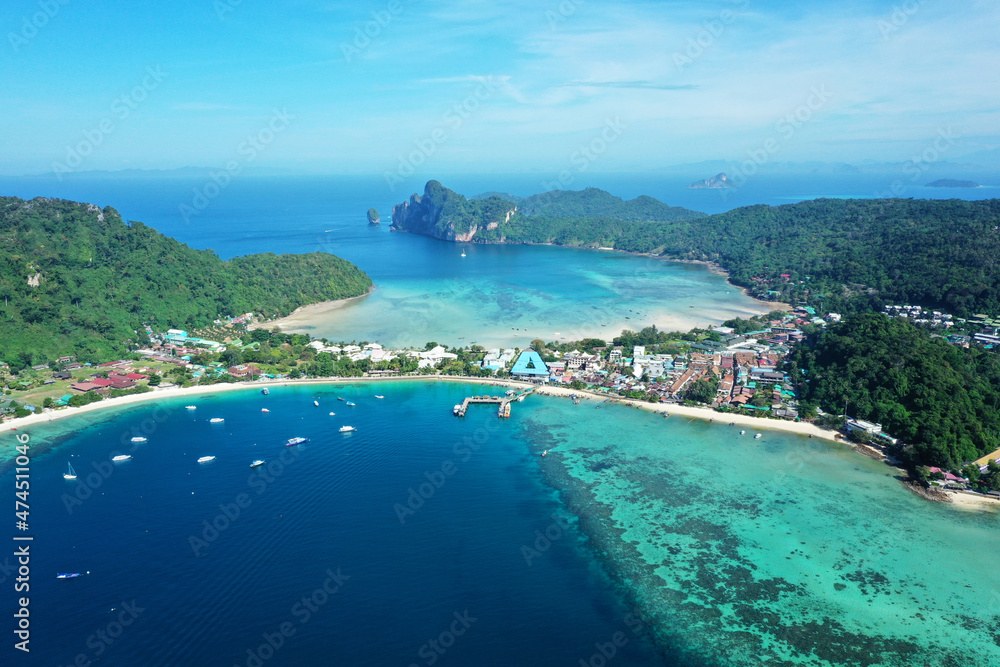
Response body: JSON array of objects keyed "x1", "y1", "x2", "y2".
[{"x1": 390, "y1": 180, "x2": 517, "y2": 242}]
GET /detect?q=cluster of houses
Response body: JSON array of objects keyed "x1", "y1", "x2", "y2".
[
  {"x1": 306, "y1": 341, "x2": 458, "y2": 369},
  {"x1": 477, "y1": 320, "x2": 811, "y2": 418},
  {"x1": 885, "y1": 305, "x2": 1000, "y2": 350},
  {"x1": 884, "y1": 304, "x2": 955, "y2": 328}
]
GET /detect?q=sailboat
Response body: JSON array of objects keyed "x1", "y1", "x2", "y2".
[{"x1": 63, "y1": 462, "x2": 77, "y2": 480}]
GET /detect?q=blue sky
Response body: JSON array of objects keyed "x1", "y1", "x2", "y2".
[{"x1": 1, "y1": 0, "x2": 998, "y2": 176}]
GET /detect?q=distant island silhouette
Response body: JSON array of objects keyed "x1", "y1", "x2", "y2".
[
  {"x1": 688, "y1": 173, "x2": 734, "y2": 189},
  {"x1": 926, "y1": 178, "x2": 980, "y2": 188}
]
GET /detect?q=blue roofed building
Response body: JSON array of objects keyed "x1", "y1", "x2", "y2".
[{"x1": 510, "y1": 350, "x2": 549, "y2": 381}]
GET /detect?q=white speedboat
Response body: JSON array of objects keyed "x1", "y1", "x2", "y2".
[
  {"x1": 339, "y1": 426, "x2": 356, "y2": 433},
  {"x1": 63, "y1": 462, "x2": 77, "y2": 480},
  {"x1": 185, "y1": 405, "x2": 196, "y2": 410},
  {"x1": 197, "y1": 456, "x2": 216, "y2": 463},
  {"x1": 329, "y1": 412, "x2": 336, "y2": 416},
  {"x1": 740, "y1": 430, "x2": 745, "y2": 435},
  {"x1": 374, "y1": 395, "x2": 384, "y2": 399},
  {"x1": 131, "y1": 436, "x2": 147, "y2": 443},
  {"x1": 346, "y1": 401, "x2": 356, "y2": 407},
  {"x1": 250, "y1": 459, "x2": 265, "y2": 468},
  {"x1": 313, "y1": 400, "x2": 319, "y2": 407},
  {"x1": 261, "y1": 408, "x2": 270, "y2": 413},
  {"x1": 754, "y1": 433, "x2": 762, "y2": 439},
  {"x1": 210, "y1": 417, "x2": 224, "y2": 423},
  {"x1": 112, "y1": 454, "x2": 131, "y2": 462}
]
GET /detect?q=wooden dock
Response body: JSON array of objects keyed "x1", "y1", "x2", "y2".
[{"x1": 454, "y1": 390, "x2": 533, "y2": 417}]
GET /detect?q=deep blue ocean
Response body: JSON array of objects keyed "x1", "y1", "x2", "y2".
[{"x1": 4, "y1": 384, "x2": 664, "y2": 666}]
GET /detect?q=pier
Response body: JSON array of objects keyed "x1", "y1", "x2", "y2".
[{"x1": 453, "y1": 389, "x2": 533, "y2": 417}]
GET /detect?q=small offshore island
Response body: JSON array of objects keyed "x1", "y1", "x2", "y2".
[{"x1": 926, "y1": 178, "x2": 981, "y2": 188}]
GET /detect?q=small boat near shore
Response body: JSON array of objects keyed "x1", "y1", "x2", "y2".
[
  {"x1": 339, "y1": 425, "x2": 356, "y2": 433},
  {"x1": 197, "y1": 456, "x2": 216, "y2": 463},
  {"x1": 313, "y1": 400, "x2": 319, "y2": 407},
  {"x1": 250, "y1": 459, "x2": 265, "y2": 468},
  {"x1": 346, "y1": 401, "x2": 356, "y2": 406},
  {"x1": 210, "y1": 417, "x2": 224, "y2": 423},
  {"x1": 131, "y1": 436, "x2": 147, "y2": 443},
  {"x1": 57, "y1": 572, "x2": 87, "y2": 579},
  {"x1": 112, "y1": 454, "x2": 131, "y2": 462},
  {"x1": 285, "y1": 437, "x2": 308, "y2": 447},
  {"x1": 63, "y1": 462, "x2": 77, "y2": 480},
  {"x1": 185, "y1": 405, "x2": 196, "y2": 410},
  {"x1": 261, "y1": 388, "x2": 269, "y2": 395},
  {"x1": 374, "y1": 395, "x2": 384, "y2": 399},
  {"x1": 754, "y1": 433, "x2": 762, "y2": 439}
]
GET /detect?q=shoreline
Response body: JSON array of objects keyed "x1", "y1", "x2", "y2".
[
  {"x1": 3, "y1": 376, "x2": 996, "y2": 510},
  {"x1": 249, "y1": 286, "x2": 375, "y2": 332}
]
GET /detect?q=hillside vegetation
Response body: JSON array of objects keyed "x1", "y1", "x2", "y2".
[
  {"x1": 789, "y1": 313, "x2": 1000, "y2": 468},
  {"x1": 0, "y1": 196, "x2": 372, "y2": 364},
  {"x1": 394, "y1": 182, "x2": 1000, "y2": 316}
]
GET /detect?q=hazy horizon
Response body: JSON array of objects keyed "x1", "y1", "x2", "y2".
[{"x1": 3, "y1": 1, "x2": 998, "y2": 181}]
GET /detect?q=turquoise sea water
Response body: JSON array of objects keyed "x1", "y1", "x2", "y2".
[
  {"x1": 3, "y1": 387, "x2": 999, "y2": 665},
  {"x1": 523, "y1": 399, "x2": 1000, "y2": 666}
]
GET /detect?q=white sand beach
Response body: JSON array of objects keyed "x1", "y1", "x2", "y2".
[{"x1": 3, "y1": 375, "x2": 997, "y2": 510}]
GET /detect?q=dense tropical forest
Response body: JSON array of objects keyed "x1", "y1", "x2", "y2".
[
  {"x1": 393, "y1": 182, "x2": 1000, "y2": 316},
  {"x1": 390, "y1": 180, "x2": 702, "y2": 240},
  {"x1": 0, "y1": 196, "x2": 372, "y2": 363},
  {"x1": 788, "y1": 313, "x2": 1000, "y2": 469}
]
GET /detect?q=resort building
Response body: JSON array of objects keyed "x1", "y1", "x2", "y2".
[{"x1": 510, "y1": 350, "x2": 550, "y2": 381}]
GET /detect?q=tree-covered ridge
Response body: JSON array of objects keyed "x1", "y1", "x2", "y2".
[
  {"x1": 513, "y1": 187, "x2": 703, "y2": 222},
  {"x1": 398, "y1": 182, "x2": 1000, "y2": 316},
  {"x1": 659, "y1": 198, "x2": 1000, "y2": 316},
  {"x1": 391, "y1": 181, "x2": 703, "y2": 242},
  {"x1": 0, "y1": 196, "x2": 372, "y2": 363},
  {"x1": 788, "y1": 313, "x2": 1000, "y2": 468}
]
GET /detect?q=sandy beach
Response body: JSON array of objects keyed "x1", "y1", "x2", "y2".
[
  {"x1": 3, "y1": 375, "x2": 997, "y2": 510},
  {"x1": 249, "y1": 287, "x2": 375, "y2": 332}
]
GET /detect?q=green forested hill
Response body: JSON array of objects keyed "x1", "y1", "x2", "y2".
[
  {"x1": 0, "y1": 196, "x2": 372, "y2": 364},
  {"x1": 395, "y1": 182, "x2": 1000, "y2": 316},
  {"x1": 789, "y1": 313, "x2": 1000, "y2": 468},
  {"x1": 391, "y1": 181, "x2": 703, "y2": 241}
]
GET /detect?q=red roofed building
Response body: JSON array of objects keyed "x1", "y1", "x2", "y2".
[{"x1": 71, "y1": 382, "x2": 101, "y2": 392}]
